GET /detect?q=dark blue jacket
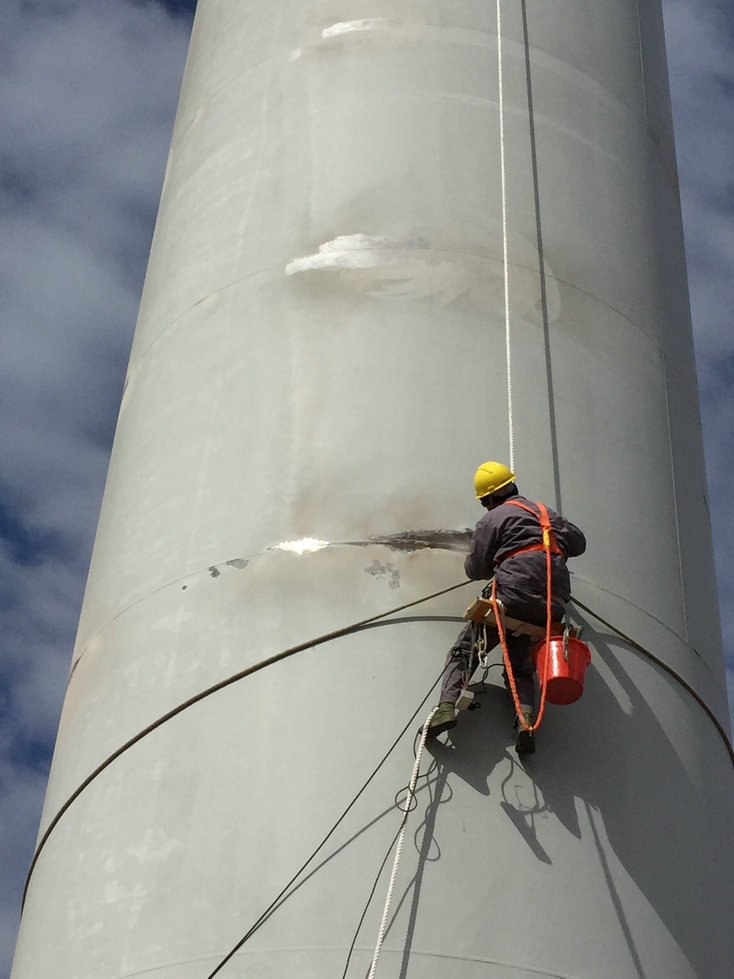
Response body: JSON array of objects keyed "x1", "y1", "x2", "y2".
[{"x1": 464, "y1": 495, "x2": 586, "y2": 621}]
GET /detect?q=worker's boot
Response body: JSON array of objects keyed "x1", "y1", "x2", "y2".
[
  {"x1": 514, "y1": 709, "x2": 536, "y2": 756},
  {"x1": 424, "y1": 701, "x2": 457, "y2": 738}
]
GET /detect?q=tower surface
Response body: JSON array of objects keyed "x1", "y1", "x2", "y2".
[{"x1": 12, "y1": 2, "x2": 734, "y2": 977}]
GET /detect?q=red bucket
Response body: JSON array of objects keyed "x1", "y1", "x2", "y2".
[{"x1": 532, "y1": 636, "x2": 591, "y2": 705}]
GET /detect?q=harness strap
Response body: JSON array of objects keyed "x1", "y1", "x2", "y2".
[
  {"x1": 498, "y1": 499, "x2": 563, "y2": 561},
  {"x1": 492, "y1": 498, "x2": 557, "y2": 735},
  {"x1": 500, "y1": 541, "x2": 546, "y2": 561}
]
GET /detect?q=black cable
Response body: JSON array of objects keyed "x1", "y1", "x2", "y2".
[
  {"x1": 205, "y1": 665, "x2": 450, "y2": 978},
  {"x1": 571, "y1": 597, "x2": 734, "y2": 767},
  {"x1": 205, "y1": 595, "x2": 734, "y2": 979},
  {"x1": 22, "y1": 579, "x2": 473, "y2": 911}
]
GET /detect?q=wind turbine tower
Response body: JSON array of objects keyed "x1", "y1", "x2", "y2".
[{"x1": 12, "y1": 2, "x2": 734, "y2": 977}]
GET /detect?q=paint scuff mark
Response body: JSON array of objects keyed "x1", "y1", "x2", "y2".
[
  {"x1": 285, "y1": 233, "x2": 475, "y2": 304},
  {"x1": 365, "y1": 559, "x2": 401, "y2": 589},
  {"x1": 285, "y1": 229, "x2": 560, "y2": 316},
  {"x1": 208, "y1": 566, "x2": 221, "y2": 578},
  {"x1": 322, "y1": 18, "x2": 392, "y2": 40},
  {"x1": 226, "y1": 558, "x2": 249, "y2": 570}
]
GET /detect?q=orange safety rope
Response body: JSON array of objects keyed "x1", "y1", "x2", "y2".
[{"x1": 491, "y1": 500, "x2": 556, "y2": 733}]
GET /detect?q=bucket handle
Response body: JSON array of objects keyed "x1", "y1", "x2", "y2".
[{"x1": 562, "y1": 623, "x2": 585, "y2": 662}]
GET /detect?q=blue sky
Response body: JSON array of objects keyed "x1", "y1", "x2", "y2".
[{"x1": 0, "y1": 1, "x2": 732, "y2": 975}]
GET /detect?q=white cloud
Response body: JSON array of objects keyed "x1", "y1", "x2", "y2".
[
  {"x1": 664, "y1": 0, "x2": 734, "y2": 698},
  {"x1": 0, "y1": 2, "x2": 193, "y2": 975}
]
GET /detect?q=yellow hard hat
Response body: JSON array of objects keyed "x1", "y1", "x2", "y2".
[{"x1": 473, "y1": 461, "x2": 515, "y2": 499}]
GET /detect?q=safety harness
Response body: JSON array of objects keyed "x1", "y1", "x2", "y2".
[
  {"x1": 492, "y1": 499, "x2": 556, "y2": 734},
  {"x1": 498, "y1": 498, "x2": 564, "y2": 563}
]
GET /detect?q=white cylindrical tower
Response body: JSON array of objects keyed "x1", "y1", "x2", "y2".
[{"x1": 12, "y1": 2, "x2": 734, "y2": 977}]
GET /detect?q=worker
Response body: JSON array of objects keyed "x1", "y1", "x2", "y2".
[{"x1": 427, "y1": 461, "x2": 586, "y2": 755}]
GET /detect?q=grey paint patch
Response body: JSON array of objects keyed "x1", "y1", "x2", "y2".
[
  {"x1": 365, "y1": 559, "x2": 401, "y2": 589},
  {"x1": 208, "y1": 566, "x2": 221, "y2": 578},
  {"x1": 226, "y1": 558, "x2": 249, "y2": 570}
]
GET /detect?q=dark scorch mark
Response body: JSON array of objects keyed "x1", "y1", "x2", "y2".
[{"x1": 351, "y1": 529, "x2": 472, "y2": 552}]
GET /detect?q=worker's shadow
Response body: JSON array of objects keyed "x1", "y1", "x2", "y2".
[
  {"x1": 423, "y1": 680, "x2": 518, "y2": 796},
  {"x1": 423, "y1": 677, "x2": 555, "y2": 864},
  {"x1": 411, "y1": 618, "x2": 725, "y2": 979},
  {"x1": 387, "y1": 682, "x2": 549, "y2": 976}
]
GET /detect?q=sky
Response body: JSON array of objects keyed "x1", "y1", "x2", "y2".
[{"x1": 0, "y1": 0, "x2": 732, "y2": 975}]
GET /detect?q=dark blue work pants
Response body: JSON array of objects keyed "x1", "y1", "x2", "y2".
[{"x1": 439, "y1": 621, "x2": 536, "y2": 713}]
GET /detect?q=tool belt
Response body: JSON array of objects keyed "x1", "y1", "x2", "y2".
[{"x1": 464, "y1": 596, "x2": 576, "y2": 640}]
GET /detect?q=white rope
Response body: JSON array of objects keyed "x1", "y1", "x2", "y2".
[
  {"x1": 366, "y1": 706, "x2": 438, "y2": 979},
  {"x1": 496, "y1": 0, "x2": 514, "y2": 472}
]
